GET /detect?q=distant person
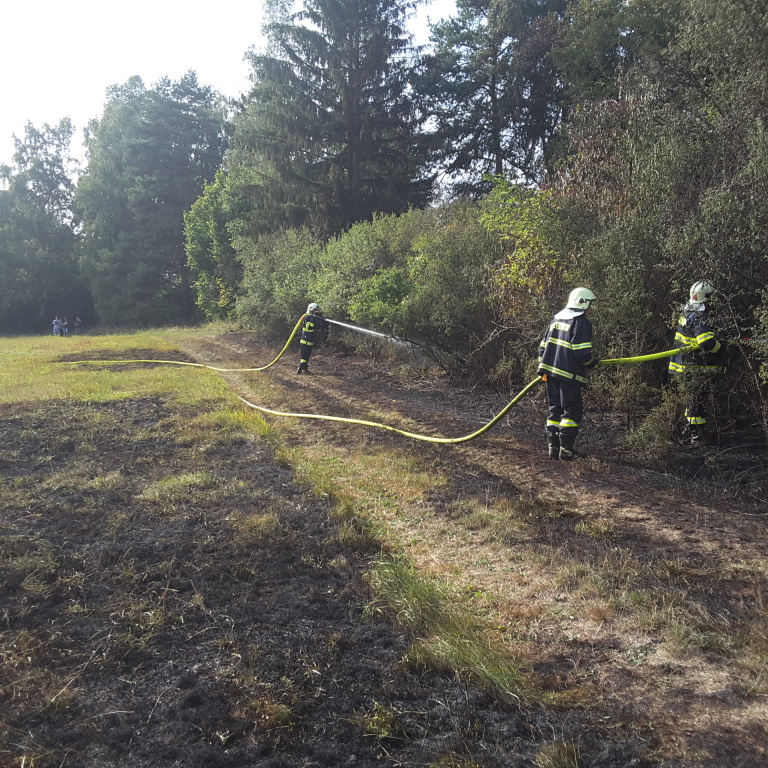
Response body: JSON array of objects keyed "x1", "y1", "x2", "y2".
[
  {"x1": 537, "y1": 288, "x2": 600, "y2": 461},
  {"x1": 297, "y1": 303, "x2": 329, "y2": 375},
  {"x1": 73, "y1": 316, "x2": 82, "y2": 334},
  {"x1": 52, "y1": 316, "x2": 64, "y2": 336},
  {"x1": 668, "y1": 281, "x2": 727, "y2": 446},
  {"x1": 61, "y1": 317, "x2": 69, "y2": 336}
]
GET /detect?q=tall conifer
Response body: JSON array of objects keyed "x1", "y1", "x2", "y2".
[{"x1": 230, "y1": 0, "x2": 432, "y2": 237}]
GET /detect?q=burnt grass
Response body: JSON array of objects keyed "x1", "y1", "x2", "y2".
[
  {"x1": 0, "y1": 394, "x2": 645, "y2": 768},
  {"x1": 0, "y1": 334, "x2": 767, "y2": 768}
]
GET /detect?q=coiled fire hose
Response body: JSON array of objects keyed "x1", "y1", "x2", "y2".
[{"x1": 64, "y1": 319, "x2": 697, "y2": 445}]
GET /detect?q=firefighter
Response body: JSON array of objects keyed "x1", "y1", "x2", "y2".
[
  {"x1": 538, "y1": 288, "x2": 600, "y2": 461},
  {"x1": 668, "y1": 281, "x2": 727, "y2": 445},
  {"x1": 297, "y1": 303, "x2": 329, "y2": 374}
]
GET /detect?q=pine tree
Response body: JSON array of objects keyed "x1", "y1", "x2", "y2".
[
  {"x1": 417, "y1": 0, "x2": 566, "y2": 193},
  {"x1": 229, "y1": 0, "x2": 432, "y2": 238}
]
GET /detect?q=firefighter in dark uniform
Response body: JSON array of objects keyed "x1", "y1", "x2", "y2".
[
  {"x1": 538, "y1": 288, "x2": 600, "y2": 461},
  {"x1": 297, "y1": 302, "x2": 329, "y2": 374},
  {"x1": 668, "y1": 281, "x2": 727, "y2": 445}
]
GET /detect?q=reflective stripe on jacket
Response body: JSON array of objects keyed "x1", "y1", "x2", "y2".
[
  {"x1": 668, "y1": 307, "x2": 726, "y2": 374},
  {"x1": 538, "y1": 309, "x2": 598, "y2": 385}
]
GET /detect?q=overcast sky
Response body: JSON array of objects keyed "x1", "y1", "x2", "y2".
[{"x1": 2, "y1": 0, "x2": 456, "y2": 168}]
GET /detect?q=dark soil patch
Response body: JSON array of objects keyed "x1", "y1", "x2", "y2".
[
  {"x1": 179, "y1": 330, "x2": 768, "y2": 767},
  {"x1": 0, "y1": 395, "x2": 652, "y2": 768}
]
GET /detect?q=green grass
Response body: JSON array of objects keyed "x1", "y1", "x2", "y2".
[
  {"x1": 366, "y1": 556, "x2": 530, "y2": 706},
  {"x1": 0, "y1": 331, "x2": 232, "y2": 406},
  {"x1": 2, "y1": 330, "x2": 528, "y2": 706}
]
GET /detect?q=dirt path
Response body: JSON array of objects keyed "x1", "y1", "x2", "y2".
[{"x1": 181, "y1": 331, "x2": 768, "y2": 767}]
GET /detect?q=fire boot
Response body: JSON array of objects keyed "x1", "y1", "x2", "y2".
[
  {"x1": 559, "y1": 431, "x2": 578, "y2": 462},
  {"x1": 546, "y1": 431, "x2": 560, "y2": 460}
]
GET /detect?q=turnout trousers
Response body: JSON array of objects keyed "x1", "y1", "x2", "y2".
[
  {"x1": 545, "y1": 377, "x2": 584, "y2": 440},
  {"x1": 298, "y1": 340, "x2": 314, "y2": 371},
  {"x1": 671, "y1": 369, "x2": 719, "y2": 429}
]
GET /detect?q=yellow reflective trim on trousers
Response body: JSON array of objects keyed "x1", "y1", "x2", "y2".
[
  {"x1": 560, "y1": 419, "x2": 579, "y2": 428},
  {"x1": 671, "y1": 364, "x2": 723, "y2": 372}
]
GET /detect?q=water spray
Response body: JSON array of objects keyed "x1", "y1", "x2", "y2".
[{"x1": 325, "y1": 318, "x2": 408, "y2": 346}]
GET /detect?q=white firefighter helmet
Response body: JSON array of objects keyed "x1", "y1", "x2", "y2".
[
  {"x1": 689, "y1": 281, "x2": 715, "y2": 303},
  {"x1": 566, "y1": 287, "x2": 597, "y2": 311},
  {"x1": 307, "y1": 302, "x2": 320, "y2": 314}
]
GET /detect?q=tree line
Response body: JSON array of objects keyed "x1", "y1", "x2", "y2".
[{"x1": 2, "y1": 0, "x2": 767, "y2": 431}]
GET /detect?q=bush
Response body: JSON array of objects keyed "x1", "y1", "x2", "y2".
[
  {"x1": 235, "y1": 228, "x2": 323, "y2": 331},
  {"x1": 306, "y1": 203, "x2": 504, "y2": 375},
  {"x1": 310, "y1": 209, "x2": 433, "y2": 320}
]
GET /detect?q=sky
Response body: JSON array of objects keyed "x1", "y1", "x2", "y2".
[{"x1": 2, "y1": 0, "x2": 457, "y2": 168}]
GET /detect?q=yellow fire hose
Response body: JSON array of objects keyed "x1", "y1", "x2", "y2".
[
  {"x1": 235, "y1": 344, "x2": 698, "y2": 443},
  {"x1": 63, "y1": 319, "x2": 697, "y2": 445},
  {"x1": 69, "y1": 315, "x2": 305, "y2": 372},
  {"x1": 599, "y1": 346, "x2": 698, "y2": 365},
  {"x1": 238, "y1": 376, "x2": 544, "y2": 444}
]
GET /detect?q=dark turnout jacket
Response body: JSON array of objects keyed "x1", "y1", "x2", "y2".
[
  {"x1": 669, "y1": 303, "x2": 727, "y2": 375},
  {"x1": 538, "y1": 309, "x2": 599, "y2": 384},
  {"x1": 299, "y1": 313, "x2": 328, "y2": 347}
]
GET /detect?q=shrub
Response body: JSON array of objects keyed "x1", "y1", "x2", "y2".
[{"x1": 235, "y1": 228, "x2": 323, "y2": 331}]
